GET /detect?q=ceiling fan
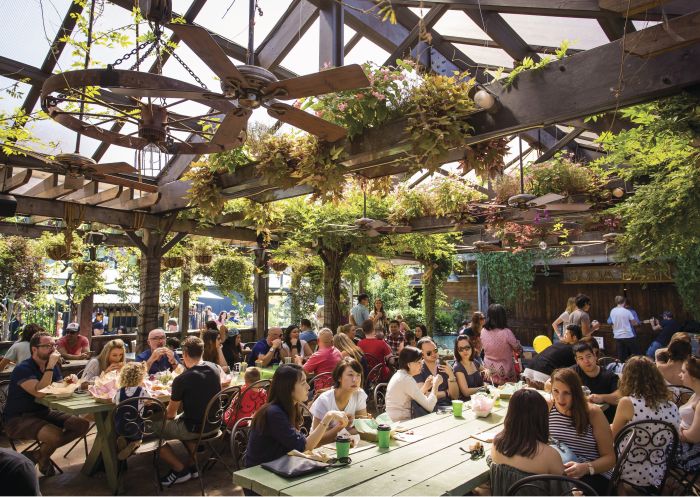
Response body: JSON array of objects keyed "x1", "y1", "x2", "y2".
[
  {"x1": 0, "y1": 143, "x2": 156, "y2": 192},
  {"x1": 327, "y1": 191, "x2": 413, "y2": 237}
]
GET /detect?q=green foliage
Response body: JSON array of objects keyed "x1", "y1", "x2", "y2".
[
  {"x1": 526, "y1": 153, "x2": 598, "y2": 197},
  {"x1": 475, "y1": 251, "x2": 536, "y2": 309},
  {"x1": 366, "y1": 266, "x2": 415, "y2": 319},
  {"x1": 390, "y1": 175, "x2": 487, "y2": 224},
  {"x1": 495, "y1": 40, "x2": 571, "y2": 89},
  {"x1": 210, "y1": 254, "x2": 254, "y2": 302},
  {"x1": 591, "y1": 94, "x2": 700, "y2": 317},
  {"x1": 71, "y1": 260, "x2": 106, "y2": 302},
  {"x1": 36, "y1": 231, "x2": 84, "y2": 260},
  {"x1": 460, "y1": 137, "x2": 510, "y2": 180},
  {"x1": 0, "y1": 236, "x2": 44, "y2": 306}
]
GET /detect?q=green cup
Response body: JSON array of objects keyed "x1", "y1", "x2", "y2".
[
  {"x1": 336, "y1": 435, "x2": 351, "y2": 459},
  {"x1": 452, "y1": 399, "x2": 464, "y2": 417},
  {"x1": 377, "y1": 424, "x2": 391, "y2": 449}
]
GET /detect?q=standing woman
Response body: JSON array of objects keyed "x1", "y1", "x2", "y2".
[
  {"x1": 676, "y1": 356, "x2": 700, "y2": 474},
  {"x1": 552, "y1": 297, "x2": 577, "y2": 343},
  {"x1": 216, "y1": 311, "x2": 228, "y2": 327},
  {"x1": 480, "y1": 304, "x2": 522, "y2": 385},
  {"x1": 452, "y1": 336, "x2": 484, "y2": 400},
  {"x1": 611, "y1": 356, "x2": 679, "y2": 491},
  {"x1": 281, "y1": 325, "x2": 313, "y2": 362},
  {"x1": 370, "y1": 299, "x2": 388, "y2": 332},
  {"x1": 548, "y1": 368, "x2": 615, "y2": 495},
  {"x1": 461, "y1": 312, "x2": 485, "y2": 362},
  {"x1": 82, "y1": 339, "x2": 126, "y2": 381},
  {"x1": 245, "y1": 364, "x2": 349, "y2": 467}
]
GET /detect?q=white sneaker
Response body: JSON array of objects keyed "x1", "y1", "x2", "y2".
[{"x1": 160, "y1": 469, "x2": 191, "y2": 487}]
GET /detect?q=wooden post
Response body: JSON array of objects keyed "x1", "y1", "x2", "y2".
[
  {"x1": 319, "y1": 0, "x2": 344, "y2": 68},
  {"x1": 137, "y1": 230, "x2": 162, "y2": 353},
  {"x1": 319, "y1": 245, "x2": 350, "y2": 331},
  {"x1": 253, "y1": 247, "x2": 269, "y2": 340},
  {"x1": 422, "y1": 269, "x2": 437, "y2": 336},
  {"x1": 178, "y1": 264, "x2": 190, "y2": 341}
]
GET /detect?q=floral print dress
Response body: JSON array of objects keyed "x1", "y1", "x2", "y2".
[{"x1": 480, "y1": 327, "x2": 521, "y2": 385}]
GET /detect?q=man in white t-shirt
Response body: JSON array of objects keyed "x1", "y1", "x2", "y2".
[{"x1": 609, "y1": 296, "x2": 639, "y2": 362}]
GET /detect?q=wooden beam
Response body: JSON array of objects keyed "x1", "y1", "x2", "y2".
[
  {"x1": 0, "y1": 168, "x2": 32, "y2": 192},
  {"x1": 0, "y1": 221, "x2": 132, "y2": 246},
  {"x1": 463, "y1": 9, "x2": 539, "y2": 62},
  {"x1": 597, "y1": 17, "x2": 636, "y2": 41},
  {"x1": 80, "y1": 185, "x2": 123, "y2": 206},
  {"x1": 257, "y1": 0, "x2": 319, "y2": 69},
  {"x1": 598, "y1": 0, "x2": 675, "y2": 15},
  {"x1": 384, "y1": 5, "x2": 449, "y2": 66},
  {"x1": 99, "y1": 187, "x2": 132, "y2": 209},
  {"x1": 441, "y1": 35, "x2": 584, "y2": 55},
  {"x1": 60, "y1": 181, "x2": 98, "y2": 202},
  {"x1": 533, "y1": 127, "x2": 586, "y2": 163},
  {"x1": 120, "y1": 192, "x2": 161, "y2": 211},
  {"x1": 623, "y1": 11, "x2": 700, "y2": 57},
  {"x1": 319, "y1": 0, "x2": 345, "y2": 68},
  {"x1": 24, "y1": 173, "x2": 58, "y2": 197},
  {"x1": 344, "y1": 33, "x2": 363, "y2": 55}
]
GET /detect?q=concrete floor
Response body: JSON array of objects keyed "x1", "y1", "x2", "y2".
[{"x1": 1, "y1": 433, "x2": 243, "y2": 496}]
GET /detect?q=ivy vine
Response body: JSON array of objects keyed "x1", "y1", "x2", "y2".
[{"x1": 475, "y1": 251, "x2": 536, "y2": 309}]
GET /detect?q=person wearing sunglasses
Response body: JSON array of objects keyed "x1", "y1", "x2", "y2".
[
  {"x1": 453, "y1": 335, "x2": 485, "y2": 400},
  {"x1": 413, "y1": 337, "x2": 458, "y2": 408}
]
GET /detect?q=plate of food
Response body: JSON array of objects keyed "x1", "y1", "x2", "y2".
[{"x1": 39, "y1": 379, "x2": 79, "y2": 398}]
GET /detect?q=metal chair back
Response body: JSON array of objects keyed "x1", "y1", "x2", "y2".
[
  {"x1": 230, "y1": 416, "x2": 253, "y2": 472},
  {"x1": 597, "y1": 356, "x2": 619, "y2": 368},
  {"x1": 373, "y1": 382, "x2": 388, "y2": 415},
  {"x1": 507, "y1": 474, "x2": 598, "y2": 496},
  {"x1": 611, "y1": 419, "x2": 679, "y2": 495},
  {"x1": 114, "y1": 395, "x2": 167, "y2": 442},
  {"x1": 668, "y1": 384, "x2": 694, "y2": 407}
]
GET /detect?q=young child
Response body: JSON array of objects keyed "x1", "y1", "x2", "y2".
[
  {"x1": 223, "y1": 367, "x2": 267, "y2": 429},
  {"x1": 113, "y1": 362, "x2": 149, "y2": 460}
]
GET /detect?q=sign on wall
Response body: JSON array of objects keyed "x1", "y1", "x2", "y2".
[{"x1": 562, "y1": 266, "x2": 673, "y2": 284}]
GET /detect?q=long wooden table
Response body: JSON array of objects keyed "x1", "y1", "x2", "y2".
[{"x1": 233, "y1": 404, "x2": 508, "y2": 496}]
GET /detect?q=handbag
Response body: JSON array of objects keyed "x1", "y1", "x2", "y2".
[{"x1": 261, "y1": 455, "x2": 329, "y2": 478}]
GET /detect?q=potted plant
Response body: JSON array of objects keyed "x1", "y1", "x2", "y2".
[
  {"x1": 191, "y1": 237, "x2": 214, "y2": 265},
  {"x1": 268, "y1": 259, "x2": 288, "y2": 273},
  {"x1": 38, "y1": 231, "x2": 83, "y2": 261},
  {"x1": 162, "y1": 243, "x2": 188, "y2": 269},
  {"x1": 210, "y1": 253, "x2": 254, "y2": 301},
  {"x1": 71, "y1": 259, "x2": 106, "y2": 302}
]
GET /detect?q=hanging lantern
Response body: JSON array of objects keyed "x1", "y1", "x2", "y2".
[{"x1": 134, "y1": 103, "x2": 170, "y2": 177}]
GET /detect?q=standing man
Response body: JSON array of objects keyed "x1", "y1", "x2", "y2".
[
  {"x1": 56, "y1": 323, "x2": 91, "y2": 360},
  {"x1": 530, "y1": 324, "x2": 582, "y2": 376},
  {"x1": 609, "y1": 296, "x2": 639, "y2": 362},
  {"x1": 247, "y1": 327, "x2": 283, "y2": 367},
  {"x1": 136, "y1": 328, "x2": 180, "y2": 374},
  {"x1": 384, "y1": 319, "x2": 406, "y2": 356},
  {"x1": 92, "y1": 312, "x2": 105, "y2": 336},
  {"x1": 349, "y1": 294, "x2": 370, "y2": 327},
  {"x1": 414, "y1": 337, "x2": 458, "y2": 408},
  {"x1": 358, "y1": 319, "x2": 393, "y2": 381},
  {"x1": 3, "y1": 332, "x2": 90, "y2": 476},
  {"x1": 569, "y1": 294, "x2": 600, "y2": 337},
  {"x1": 157, "y1": 336, "x2": 221, "y2": 487}
]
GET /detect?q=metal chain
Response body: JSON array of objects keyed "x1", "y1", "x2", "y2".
[
  {"x1": 162, "y1": 45, "x2": 209, "y2": 89},
  {"x1": 129, "y1": 40, "x2": 158, "y2": 71},
  {"x1": 109, "y1": 37, "x2": 156, "y2": 68}
]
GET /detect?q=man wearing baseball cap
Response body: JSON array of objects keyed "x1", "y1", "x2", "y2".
[{"x1": 56, "y1": 323, "x2": 90, "y2": 360}]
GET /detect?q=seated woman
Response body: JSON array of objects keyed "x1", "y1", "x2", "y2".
[
  {"x1": 201, "y1": 329, "x2": 230, "y2": 374},
  {"x1": 656, "y1": 338, "x2": 692, "y2": 385},
  {"x1": 281, "y1": 324, "x2": 313, "y2": 363},
  {"x1": 310, "y1": 357, "x2": 368, "y2": 445},
  {"x1": 245, "y1": 364, "x2": 348, "y2": 467},
  {"x1": 490, "y1": 389, "x2": 565, "y2": 495},
  {"x1": 221, "y1": 328, "x2": 246, "y2": 370},
  {"x1": 677, "y1": 356, "x2": 700, "y2": 474},
  {"x1": 548, "y1": 368, "x2": 616, "y2": 495},
  {"x1": 333, "y1": 333, "x2": 369, "y2": 381},
  {"x1": 611, "y1": 356, "x2": 679, "y2": 491},
  {"x1": 385, "y1": 346, "x2": 442, "y2": 422},
  {"x1": 453, "y1": 335, "x2": 485, "y2": 400},
  {"x1": 81, "y1": 339, "x2": 126, "y2": 381}
]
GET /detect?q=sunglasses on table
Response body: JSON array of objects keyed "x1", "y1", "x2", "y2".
[
  {"x1": 327, "y1": 457, "x2": 351, "y2": 467},
  {"x1": 460, "y1": 445, "x2": 485, "y2": 460}
]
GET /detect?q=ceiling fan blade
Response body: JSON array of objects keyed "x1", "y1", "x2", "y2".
[
  {"x1": 91, "y1": 174, "x2": 158, "y2": 193},
  {"x1": 108, "y1": 87, "x2": 215, "y2": 100},
  {"x1": 94, "y1": 162, "x2": 137, "y2": 175},
  {"x1": 264, "y1": 64, "x2": 370, "y2": 100},
  {"x1": 367, "y1": 219, "x2": 389, "y2": 229},
  {"x1": 366, "y1": 229, "x2": 381, "y2": 237},
  {"x1": 267, "y1": 103, "x2": 346, "y2": 142},
  {"x1": 167, "y1": 23, "x2": 246, "y2": 88},
  {"x1": 212, "y1": 109, "x2": 252, "y2": 146}
]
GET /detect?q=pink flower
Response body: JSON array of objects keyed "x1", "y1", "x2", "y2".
[
  {"x1": 316, "y1": 110, "x2": 325, "y2": 117},
  {"x1": 293, "y1": 100, "x2": 302, "y2": 109},
  {"x1": 371, "y1": 91, "x2": 385, "y2": 100},
  {"x1": 337, "y1": 102, "x2": 347, "y2": 111}
]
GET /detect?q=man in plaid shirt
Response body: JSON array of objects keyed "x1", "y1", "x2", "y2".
[{"x1": 384, "y1": 319, "x2": 406, "y2": 355}]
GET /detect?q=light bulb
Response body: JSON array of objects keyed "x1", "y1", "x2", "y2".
[
  {"x1": 474, "y1": 89, "x2": 496, "y2": 110},
  {"x1": 539, "y1": 241, "x2": 548, "y2": 250}
]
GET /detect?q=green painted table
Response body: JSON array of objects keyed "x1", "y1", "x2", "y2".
[{"x1": 233, "y1": 404, "x2": 508, "y2": 496}]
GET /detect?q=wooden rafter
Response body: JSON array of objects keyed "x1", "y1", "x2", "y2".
[
  {"x1": 0, "y1": 167, "x2": 32, "y2": 192},
  {"x1": 257, "y1": 0, "x2": 319, "y2": 69},
  {"x1": 383, "y1": 5, "x2": 450, "y2": 66},
  {"x1": 623, "y1": 10, "x2": 700, "y2": 57}
]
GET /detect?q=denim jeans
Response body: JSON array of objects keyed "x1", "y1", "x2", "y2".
[{"x1": 646, "y1": 340, "x2": 663, "y2": 359}]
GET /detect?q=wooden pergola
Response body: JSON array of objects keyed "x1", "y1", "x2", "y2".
[{"x1": 1, "y1": 0, "x2": 699, "y2": 347}]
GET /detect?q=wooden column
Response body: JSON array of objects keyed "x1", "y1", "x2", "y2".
[
  {"x1": 319, "y1": 245, "x2": 350, "y2": 331},
  {"x1": 319, "y1": 0, "x2": 344, "y2": 68},
  {"x1": 253, "y1": 247, "x2": 269, "y2": 340},
  {"x1": 77, "y1": 246, "x2": 97, "y2": 345},
  {"x1": 178, "y1": 264, "x2": 190, "y2": 341},
  {"x1": 137, "y1": 230, "x2": 163, "y2": 353}
]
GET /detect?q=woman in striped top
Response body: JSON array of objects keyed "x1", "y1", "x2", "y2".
[{"x1": 548, "y1": 368, "x2": 616, "y2": 495}]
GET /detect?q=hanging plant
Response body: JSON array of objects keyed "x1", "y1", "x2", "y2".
[
  {"x1": 190, "y1": 237, "x2": 214, "y2": 265},
  {"x1": 37, "y1": 231, "x2": 83, "y2": 261},
  {"x1": 460, "y1": 137, "x2": 510, "y2": 180},
  {"x1": 211, "y1": 254, "x2": 254, "y2": 302},
  {"x1": 72, "y1": 260, "x2": 106, "y2": 302},
  {"x1": 269, "y1": 259, "x2": 288, "y2": 273},
  {"x1": 526, "y1": 153, "x2": 598, "y2": 197},
  {"x1": 475, "y1": 251, "x2": 536, "y2": 309}
]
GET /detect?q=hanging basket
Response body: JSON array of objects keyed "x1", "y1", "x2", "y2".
[
  {"x1": 194, "y1": 254, "x2": 213, "y2": 265},
  {"x1": 46, "y1": 245, "x2": 74, "y2": 261},
  {"x1": 72, "y1": 261, "x2": 89, "y2": 275},
  {"x1": 269, "y1": 260, "x2": 288, "y2": 272},
  {"x1": 162, "y1": 256, "x2": 184, "y2": 269}
]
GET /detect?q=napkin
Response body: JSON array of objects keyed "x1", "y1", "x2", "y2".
[
  {"x1": 353, "y1": 413, "x2": 401, "y2": 441},
  {"x1": 39, "y1": 381, "x2": 79, "y2": 396},
  {"x1": 288, "y1": 448, "x2": 333, "y2": 462}
]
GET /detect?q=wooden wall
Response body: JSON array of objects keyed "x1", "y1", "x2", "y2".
[{"x1": 443, "y1": 275, "x2": 479, "y2": 312}]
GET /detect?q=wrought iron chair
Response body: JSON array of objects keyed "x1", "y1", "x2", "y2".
[
  {"x1": 299, "y1": 402, "x2": 314, "y2": 436},
  {"x1": 609, "y1": 420, "x2": 679, "y2": 495},
  {"x1": 307, "y1": 372, "x2": 333, "y2": 403},
  {"x1": 364, "y1": 362, "x2": 385, "y2": 397},
  {"x1": 373, "y1": 382, "x2": 388, "y2": 415},
  {"x1": 230, "y1": 416, "x2": 253, "y2": 472},
  {"x1": 667, "y1": 465, "x2": 700, "y2": 496},
  {"x1": 188, "y1": 385, "x2": 239, "y2": 496},
  {"x1": 113, "y1": 396, "x2": 167, "y2": 494},
  {"x1": 507, "y1": 474, "x2": 598, "y2": 496},
  {"x1": 597, "y1": 356, "x2": 619, "y2": 368},
  {"x1": 668, "y1": 384, "x2": 694, "y2": 408}
]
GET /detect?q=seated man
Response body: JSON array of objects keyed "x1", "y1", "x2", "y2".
[
  {"x1": 529, "y1": 324, "x2": 582, "y2": 376},
  {"x1": 571, "y1": 341, "x2": 620, "y2": 422},
  {"x1": 384, "y1": 319, "x2": 406, "y2": 356},
  {"x1": 0, "y1": 448, "x2": 41, "y2": 495},
  {"x1": 303, "y1": 328, "x2": 342, "y2": 391},
  {"x1": 56, "y1": 323, "x2": 90, "y2": 360},
  {"x1": 158, "y1": 336, "x2": 222, "y2": 487},
  {"x1": 357, "y1": 319, "x2": 393, "y2": 382},
  {"x1": 246, "y1": 327, "x2": 283, "y2": 367},
  {"x1": 136, "y1": 328, "x2": 180, "y2": 375},
  {"x1": 298, "y1": 319, "x2": 318, "y2": 350},
  {"x1": 3, "y1": 332, "x2": 90, "y2": 476}
]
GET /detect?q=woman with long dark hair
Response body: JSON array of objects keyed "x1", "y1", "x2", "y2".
[
  {"x1": 385, "y1": 346, "x2": 442, "y2": 421},
  {"x1": 414, "y1": 324, "x2": 427, "y2": 341},
  {"x1": 221, "y1": 328, "x2": 246, "y2": 370},
  {"x1": 281, "y1": 324, "x2": 313, "y2": 362},
  {"x1": 452, "y1": 335, "x2": 484, "y2": 400},
  {"x1": 548, "y1": 368, "x2": 615, "y2": 494},
  {"x1": 200, "y1": 329, "x2": 229, "y2": 373},
  {"x1": 245, "y1": 364, "x2": 348, "y2": 467},
  {"x1": 370, "y1": 298, "x2": 388, "y2": 332},
  {"x1": 480, "y1": 304, "x2": 522, "y2": 385},
  {"x1": 490, "y1": 389, "x2": 565, "y2": 495}
]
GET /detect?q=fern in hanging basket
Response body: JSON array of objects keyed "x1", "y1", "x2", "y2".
[
  {"x1": 72, "y1": 260, "x2": 106, "y2": 302},
  {"x1": 269, "y1": 259, "x2": 288, "y2": 273},
  {"x1": 191, "y1": 237, "x2": 214, "y2": 265},
  {"x1": 211, "y1": 254, "x2": 254, "y2": 302},
  {"x1": 162, "y1": 256, "x2": 184, "y2": 269},
  {"x1": 38, "y1": 232, "x2": 83, "y2": 261}
]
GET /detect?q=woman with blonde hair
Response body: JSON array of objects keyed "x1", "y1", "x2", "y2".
[
  {"x1": 82, "y1": 339, "x2": 126, "y2": 381},
  {"x1": 334, "y1": 333, "x2": 368, "y2": 380},
  {"x1": 611, "y1": 356, "x2": 679, "y2": 490},
  {"x1": 552, "y1": 297, "x2": 577, "y2": 342}
]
